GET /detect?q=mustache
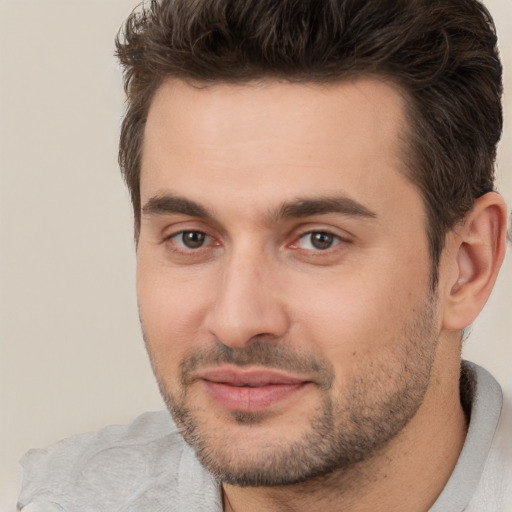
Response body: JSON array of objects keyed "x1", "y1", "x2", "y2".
[{"x1": 178, "y1": 340, "x2": 334, "y2": 390}]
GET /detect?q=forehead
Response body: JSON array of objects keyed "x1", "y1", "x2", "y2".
[{"x1": 140, "y1": 78, "x2": 421, "y2": 223}]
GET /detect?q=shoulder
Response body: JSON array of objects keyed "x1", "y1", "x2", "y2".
[
  {"x1": 17, "y1": 411, "x2": 221, "y2": 512},
  {"x1": 430, "y1": 362, "x2": 511, "y2": 512},
  {"x1": 468, "y1": 381, "x2": 512, "y2": 511},
  {"x1": 464, "y1": 363, "x2": 512, "y2": 511}
]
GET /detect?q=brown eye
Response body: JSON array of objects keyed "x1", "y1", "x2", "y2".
[
  {"x1": 298, "y1": 231, "x2": 340, "y2": 250},
  {"x1": 173, "y1": 231, "x2": 209, "y2": 249}
]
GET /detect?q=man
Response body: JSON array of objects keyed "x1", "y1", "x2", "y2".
[{"x1": 18, "y1": 0, "x2": 510, "y2": 510}]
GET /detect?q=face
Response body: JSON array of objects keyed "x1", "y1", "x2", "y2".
[{"x1": 137, "y1": 78, "x2": 441, "y2": 485}]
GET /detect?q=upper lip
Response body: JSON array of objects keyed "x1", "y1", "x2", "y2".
[{"x1": 196, "y1": 366, "x2": 310, "y2": 387}]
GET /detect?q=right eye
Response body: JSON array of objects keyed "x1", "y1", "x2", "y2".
[{"x1": 169, "y1": 230, "x2": 212, "y2": 250}]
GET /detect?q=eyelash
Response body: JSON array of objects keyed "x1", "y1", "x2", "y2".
[
  {"x1": 163, "y1": 229, "x2": 348, "y2": 256},
  {"x1": 164, "y1": 230, "x2": 217, "y2": 250},
  {"x1": 292, "y1": 231, "x2": 344, "y2": 251}
]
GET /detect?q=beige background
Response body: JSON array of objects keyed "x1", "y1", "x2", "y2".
[{"x1": 0, "y1": 0, "x2": 510, "y2": 510}]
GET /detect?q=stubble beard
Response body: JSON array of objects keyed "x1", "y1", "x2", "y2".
[{"x1": 144, "y1": 294, "x2": 439, "y2": 488}]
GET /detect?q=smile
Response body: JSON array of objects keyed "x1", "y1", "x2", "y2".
[{"x1": 197, "y1": 367, "x2": 311, "y2": 412}]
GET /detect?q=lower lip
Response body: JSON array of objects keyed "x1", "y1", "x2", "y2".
[{"x1": 202, "y1": 380, "x2": 308, "y2": 412}]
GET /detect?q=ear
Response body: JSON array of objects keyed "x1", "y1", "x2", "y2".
[{"x1": 442, "y1": 192, "x2": 508, "y2": 331}]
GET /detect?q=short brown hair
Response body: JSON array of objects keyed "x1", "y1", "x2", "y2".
[{"x1": 116, "y1": 0, "x2": 502, "y2": 284}]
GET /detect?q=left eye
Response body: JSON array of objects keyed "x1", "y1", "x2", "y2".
[
  {"x1": 297, "y1": 231, "x2": 341, "y2": 250},
  {"x1": 170, "y1": 230, "x2": 211, "y2": 249}
]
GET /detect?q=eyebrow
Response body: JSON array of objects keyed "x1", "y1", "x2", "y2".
[
  {"x1": 142, "y1": 194, "x2": 212, "y2": 219},
  {"x1": 273, "y1": 196, "x2": 377, "y2": 221},
  {"x1": 141, "y1": 193, "x2": 377, "y2": 222}
]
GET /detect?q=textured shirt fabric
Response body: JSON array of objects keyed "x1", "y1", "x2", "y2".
[{"x1": 18, "y1": 362, "x2": 511, "y2": 512}]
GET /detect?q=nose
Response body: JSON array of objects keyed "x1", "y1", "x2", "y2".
[{"x1": 204, "y1": 249, "x2": 290, "y2": 348}]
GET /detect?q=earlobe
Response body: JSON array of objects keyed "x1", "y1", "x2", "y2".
[{"x1": 442, "y1": 192, "x2": 508, "y2": 331}]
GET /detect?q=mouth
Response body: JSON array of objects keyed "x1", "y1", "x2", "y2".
[{"x1": 197, "y1": 367, "x2": 311, "y2": 413}]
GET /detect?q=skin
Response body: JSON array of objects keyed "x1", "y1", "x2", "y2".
[{"x1": 136, "y1": 78, "x2": 507, "y2": 511}]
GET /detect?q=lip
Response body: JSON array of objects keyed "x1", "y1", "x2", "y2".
[{"x1": 197, "y1": 367, "x2": 311, "y2": 412}]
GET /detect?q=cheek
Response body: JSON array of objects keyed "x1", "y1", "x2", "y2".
[
  {"x1": 288, "y1": 259, "x2": 430, "y2": 367},
  {"x1": 136, "y1": 257, "x2": 213, "y2": 364}
]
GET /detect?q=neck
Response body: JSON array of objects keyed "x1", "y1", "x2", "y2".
[{"x1": 223, "y1": 350, "x2": 467, "y2": 512}]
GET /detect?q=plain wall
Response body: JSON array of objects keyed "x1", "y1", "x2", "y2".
[{"x1": 0, "y1": 0, "x2": 510, "y2": 510}]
